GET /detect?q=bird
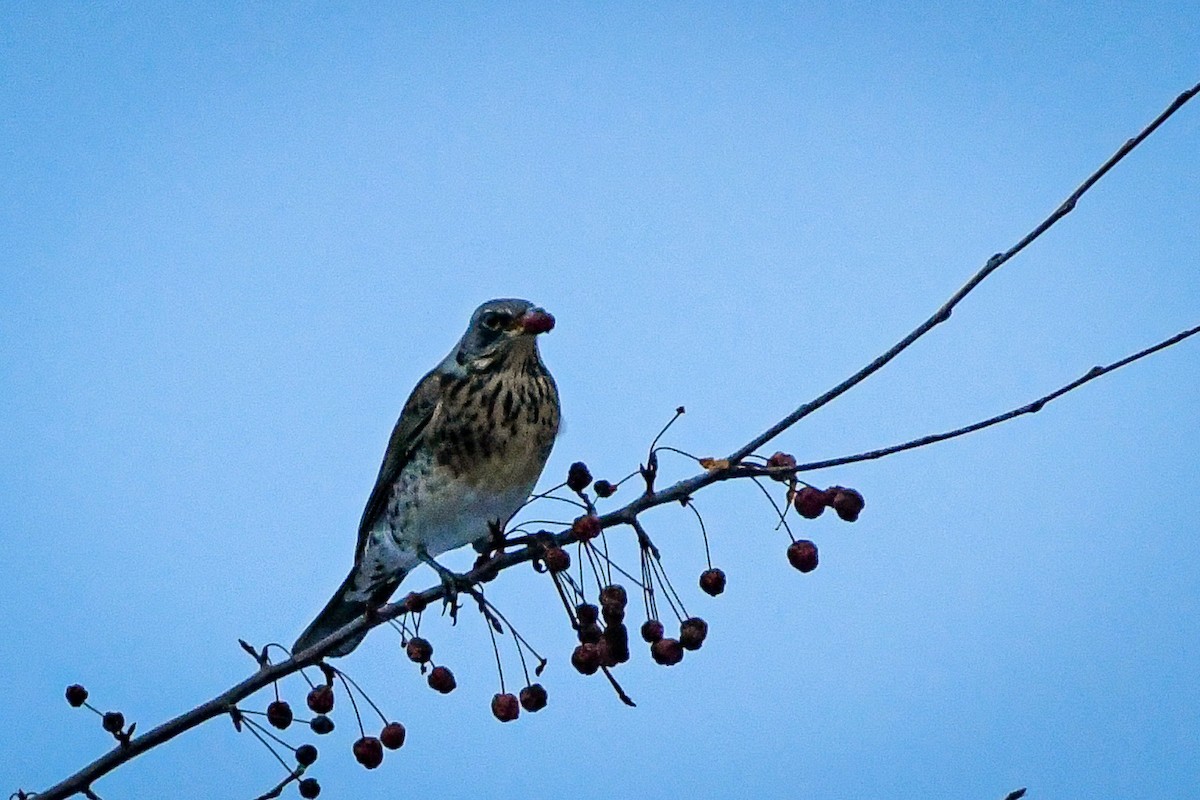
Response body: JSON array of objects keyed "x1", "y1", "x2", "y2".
[{"x1": 293, "y1": 298, "x2": 560, "y2": 657}]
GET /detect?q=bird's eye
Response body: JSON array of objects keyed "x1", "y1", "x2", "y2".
[{"x1": 481, "y1": 312, "x2": 508, "y2": 330}]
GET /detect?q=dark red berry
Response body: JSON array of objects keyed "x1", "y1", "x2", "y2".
[
  {"x1": 306, "y1": 685, "x2": 334, "y2": 715},
  {"x1": 102, "y1": 711, "x2": 125, "y2": 733},
  {"x1": 309, "y1": 715, "x2": 335, "y2": 735},
  {"x1": 294, "y1": 743, "x2": 318, "y2": 766},
  {"x1": 787, "y1": 539, "x2": 819, "y2": 572},
  {"x1": 578, "y1": 621, "x2": 603, "y2": 644},
  {"x1": 571, "y1": 515, "x2": 602, "y2": 541},
  {"x1": 298, "y1": 778, "x2": 321, "y2": 799},
  {"x1": 266, "y1": 700, "x2": 293, "y2": 729},
  {"x1": 650, "y1": 638, "x2": 684, "y2": 666},
  {"x1": 352, "y1": 736, "x2": 384, "y2": 769},
  {"x1": 428, "y1": 665, "x2": 457, "y2": 694},
  {"x1": 830, "y1": 486, "x2": 865, "y2": 522},
  {"x1": 679, "y1": 617, "x2": 708, "y2": 651},
  {"x1": 491, "y1": 692, "x2": 520, "y2": 722},
  {"x1": 404, "y1": 591, "x2": 428, "y2": 613},
  {"x1": 601, "y1": 600, "x2": 625, "y2": 625},
  {"x1": 571, "y1": 643, "x2": 602, "y2": 675},
  {"x1": 699, "y1": 568, "x2": 726, "y2": 596},
  {"x1": 567, "y1": 462, "x2": 592, "y2": 493},
  {"x1": 519, "y1": 683, "x2": 548, "y2": 712},
  {"x1": 640, "y1": 619, "x2": 665, "y2": 643},
  {"x1": 65, "y1": 684, "x2": 88, "y2": 708},
  {"x1": 575, "y1": 602, "x2": 599, "y2": 625},
  {"x1": 543, "y1": 546, "x2": 570, "y2": 573},
  {"x1": 766, "y1": 451, "x2": 798, "y2": 481},
  {"x1": 603, "y1": 623, "x2": 631, "y2": 664},
  {"x1": 593, "y1": 480, "x2": 616, "y2": 498},
  {"x1": 380, "y1": 721, "x2": 406, "y2": 750},
  {"x1": 793, "y1": 486, "x2": 829, "y2": 519},
  {"x1": 599, "y1": 584, "x2": 628, "y2": 608},
  {"x1": 405, "y1": 636, "x2": 433, "y2": 664}
]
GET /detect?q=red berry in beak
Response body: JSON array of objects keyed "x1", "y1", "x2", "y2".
[{"x1": 521, "y1": 309, "x2": 555, "y2": 334}]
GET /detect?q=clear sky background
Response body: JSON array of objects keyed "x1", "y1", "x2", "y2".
[{"x1": 3, "y1": 4, "x2": 1198, "y2": 799}]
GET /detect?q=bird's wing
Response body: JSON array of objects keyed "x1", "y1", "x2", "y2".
[{"x1": 355, "y1": 367, "x2": 443, "y2": 558}]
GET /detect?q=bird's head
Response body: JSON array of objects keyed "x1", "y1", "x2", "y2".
[{"x1": 445, "y1": 298, "x2": 555, "y2": 373}]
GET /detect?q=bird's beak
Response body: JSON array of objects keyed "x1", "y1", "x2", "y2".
[{"x1": 518, "y1": 308, "x2": 555, "y2": 335}]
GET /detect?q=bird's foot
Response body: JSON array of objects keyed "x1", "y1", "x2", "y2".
[{"x1": 416, "y1": 550, "x2": 476, "y2": 623}]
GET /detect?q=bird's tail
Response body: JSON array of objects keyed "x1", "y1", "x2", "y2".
[{"x1": 293, "y1": 568, "x2": 406, "y2": 658}]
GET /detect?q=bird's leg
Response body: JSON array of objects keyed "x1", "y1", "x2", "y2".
[{"x1": 415, "y1": 546, "x2": 476, "y2": 623}]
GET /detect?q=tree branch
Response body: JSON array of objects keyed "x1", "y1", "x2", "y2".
[{"x1": 21, "y1": 81, "x2": 1199, "y2": 800}]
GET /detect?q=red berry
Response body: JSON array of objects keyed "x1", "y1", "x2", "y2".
[
  {"x1": 699, "y1": 568, "x2": 726, "y2": 596},
  {"x1": 519, "y1": 683, "x2": 548, "y2": 712},
  {"x1": 428, "y1": 665, "x2": 457, "y2": 693},
  {"x1": 266, "y1": 700, "x2": 293, "y2": 729},
  {"x1": 567, "y1": 462, "x2": 592, "y2": 493},
  {"x1": 491, "y1": 692, "x2": 520, "y2": 722},
  {"x1": 298, "y1": 778, "x2": 321, "y2": 799},
  {"x1": 405, "y1": 636, "x2": 433, "y2": 664},
  {"x1": 793, "y1": 486, "x2": 829, "y2": 519},
  {"x1": 294, "y1": 743, "x2": 318, "y2": 766},
  {"x1": 787, "y1": 539, "x2": 819, "y2": 573},
  {"x1": 543, "y1": 546, "x2": 570, "y2": 573},
  {"x1": 599, "y1": 584, "x2": 628, "y2": 608},
  {"x1": 380, "y1": 721, "x2": 406, "y2": 750},
  {"x1": 766, "y1": 451, "x2": 798, "y2": 481},
  {"x1": 640, "y1": 619, "x2": 665, "y2": 643},
  {"x1": 601, "y1": 600, "x2": 625, "y2": 625},
  {"x1": 306, "y1": 685, "x2": 334, "y2": 715},
  {"x1": 679, "y1": 617, "x2": 708, "y2": 651},
  {"x1": 650, "y1": 638, "x2": 684, "y2": 666},
  {"x1": 309, "y1": 715, "x2": 335, "y2": 735},
  {"x1": 602, "y1": 623, "x2": 631, "y2": 664},
  {"x1": 578, "y1": 621, "x2": 603, "y2": 644},
  {"x1": 830, "y1": 486, "x2": 865, "y2": 522},
  {"x1": 571, "y1": 515, "x2": 602, "y2": 542},
  {"x1": 521, "y1": 309, "x2": 555, "y2": 334},
  {"x1": 102, "y1": 711, "x2": 125, "y2": 733},
  {"x1": 404, "y1": 591, "x2": 428, "y2": 613},
  {"x1": 593, "y1": 480, "x2": 616, "y2": 498},
  {"x1": 575, "y1": 602, "x2": 599, "y2": 625},
  {"x1": 352, "y1": 736, "x2": 384, "y2": 769},
  {"x1": 65, "y1": 684, "x2": 88, "y2": 708},
  {"x1": 571, "y1": 643, "x2": 602, "y2": 675}
]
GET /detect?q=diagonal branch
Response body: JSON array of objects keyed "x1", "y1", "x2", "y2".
[{"x1": 20, "y1": 81, "x2": 1199, "y2": 800}]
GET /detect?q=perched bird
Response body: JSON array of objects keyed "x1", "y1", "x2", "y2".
[{"x1": 293, "y1": 298, "x2": 560, "y2": 656}]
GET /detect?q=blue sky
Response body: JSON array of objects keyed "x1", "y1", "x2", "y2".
[{"x1": 2, "y1": 4, "x2": 1198, "y2": 798}]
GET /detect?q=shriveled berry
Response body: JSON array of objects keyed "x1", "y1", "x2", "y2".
[
  {"x1": 640, "y1": 619, "x2": 665, "y2": 643},
  {"x1": 294, "y1": 743, "x2": 318, "y2": 766},
  {"x1": 352, "y1": 736, "x2": 384, "y2": 769},
  {"x1": 405, "y1": 636, "x2": 433, "y2": 664},
  {"x1": 519, "y1": 683, "x2": 548, "y2": 712},
  {"x1": 567, "y1": 462, "x2": 592, "y2": 493},
  {"x1": 309, "y1": 715, "x2": 334, "y2": 735},
  {"x1": 571, "y1": 514, "x2": 602, "y2": 541},
  {"x1": 599, "y1": 584, "x2": 628, "y2": 608},
  {"x1": 491, "y1": 692, "x2": 520, "y2": 722},
  {"x1": 793, "y1": 486, "x2": 829, "y2": 519},
  {"x1": 679, "y1": 617, "x2": 708, "y2": 651},
  {"x1": 298, "y1": 778, "x2": 321, "y2": 799},
  {"x1": 543, "y1": 546, "x2": 570, "y2": 573},
  {"x1": 306, "y1": 685, "x2": 334, "y2": 715},
  {"x1": 102, "y1": 711, "x2": 125, "y2": 733},
  {"x1": 65, "y1": 684, "x2": 88, "y2": 708},
  {"x1": 766, "y1": 451, "x2": 798, "y2": 481},
  {"x1": 266, "y1": 700, "x2": 293, "y2": 729},
  {"x1": 601, "y1": 600, "x2": 625, "y2": 625},
  {"x1": 603, "y1": 623, "x2": 630, "y2": 664},
  {"x1": 787, "y1": 539, "x2": 819, "y2": 572},
  {"x1": 578, "y1": 621, "x2": 603, "y2": 644},
  {"x1": 428, "y1": 665, "x2": 457, "y2": 694},
  {"x1": 575, "y1": 602, "x2": 599, "y2": 625},
  {"x1": 380, "y1": 721, "x2": 406, "y2": 750},
  {"x1": 699, "y1": 567, "x2": 726, "y2": 596},
  {"x1": 571, "y1": 643, "x2": 602, "y2": 675},
  {"x1": 830, "y1": 486, "x2": 865, "y2": 522},
  {"x1": 404, "y1": 592, "x2": 428, "y2": 613},
  {"x1": 650, "y1": 638, "x2": 684, "y2": 666},
  {"x1": 593, "y1": 480, "x2": 616, "y2": 498}
]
